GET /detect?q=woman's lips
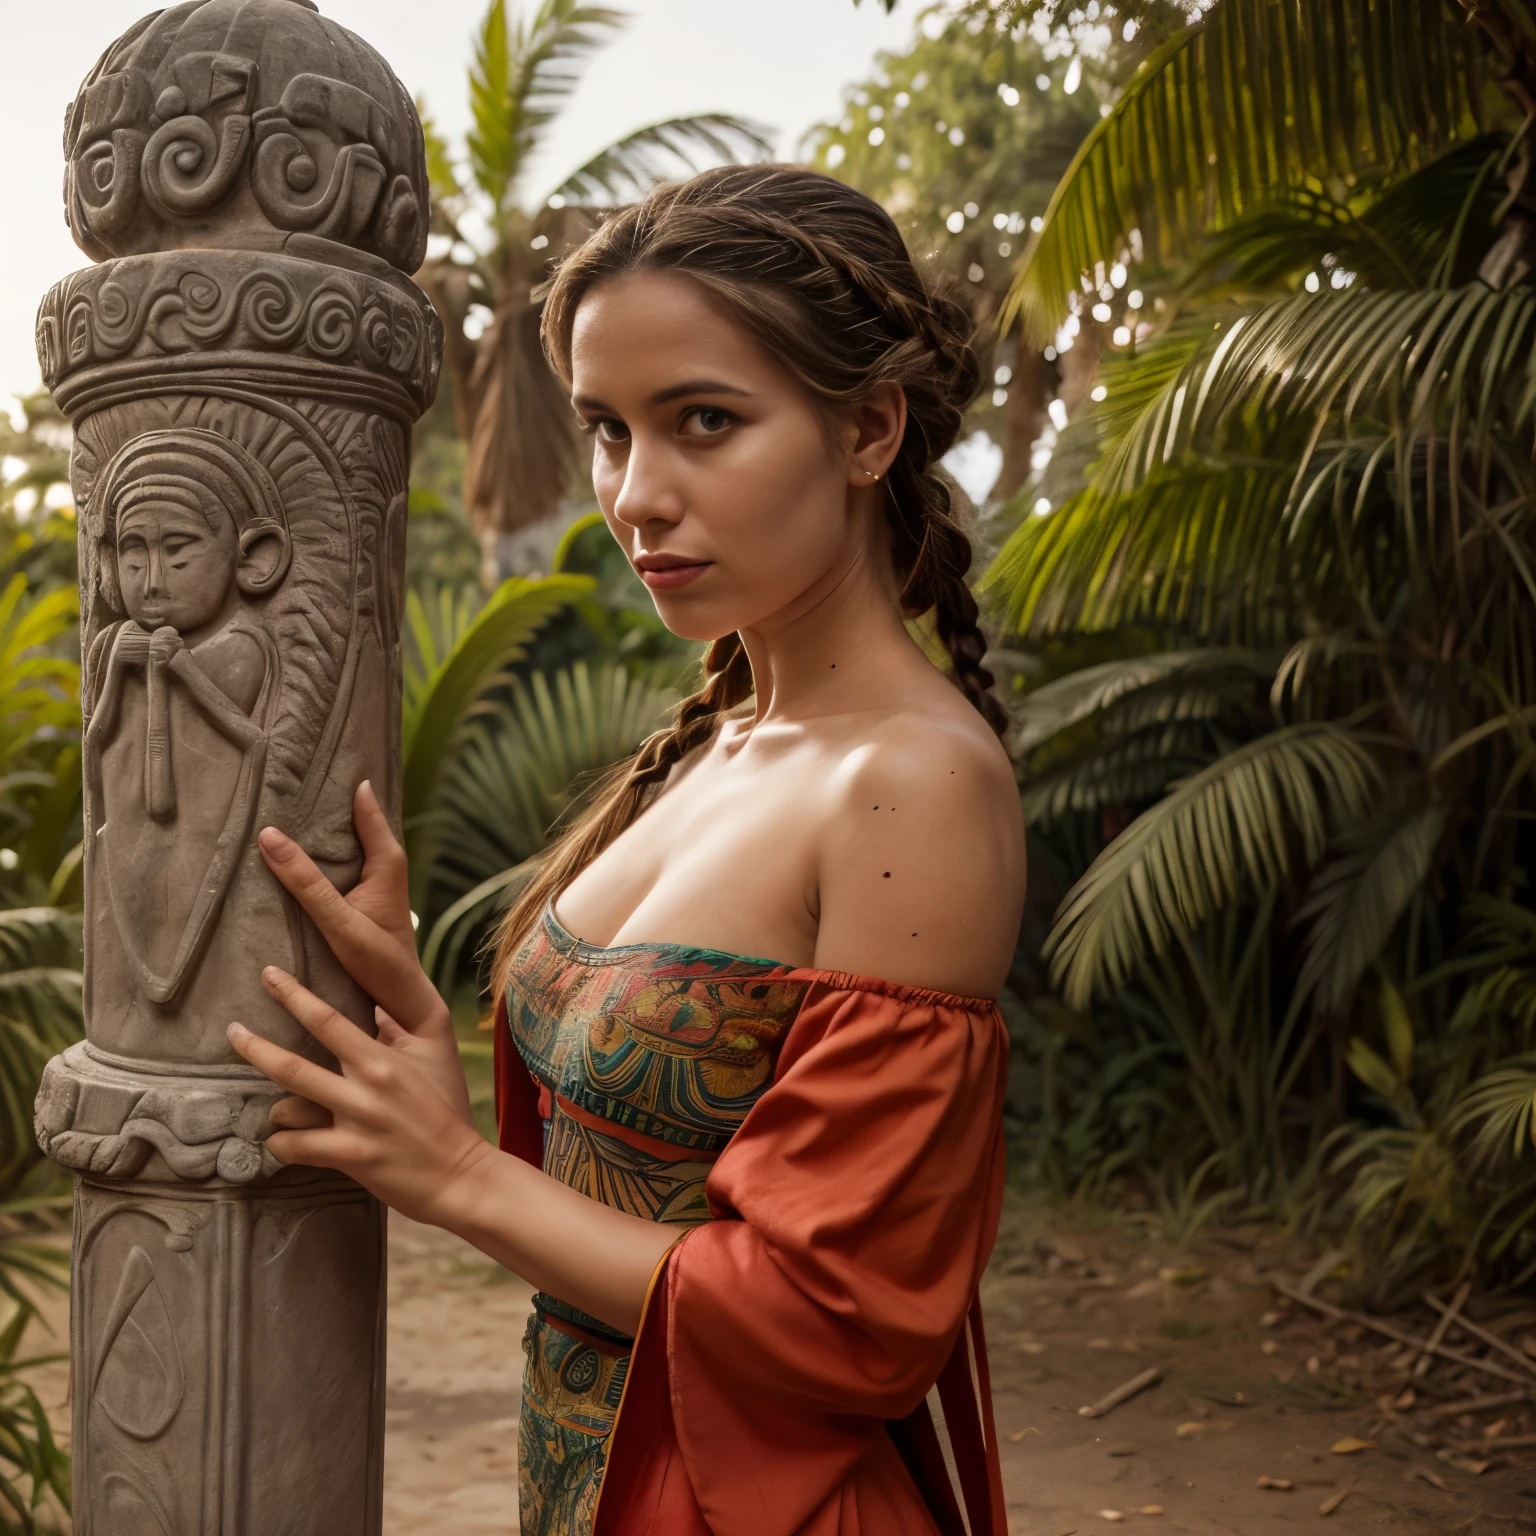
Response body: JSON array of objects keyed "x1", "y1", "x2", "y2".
[{"x1": 635, "y1": 558, "x2": 711, "y2": 590}]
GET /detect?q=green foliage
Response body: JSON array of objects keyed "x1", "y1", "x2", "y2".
[
  {"x1": 1002, "y1": 0, "x2": 1490, "y2": 345},
  {"x1": 401, "y1": 573, "x2": 592, "y2": 892},
  {"x1": 0, "y1": 545, "x2": 83, "y2": 1526},
  {"x1": 983, "y1": 0, "x2": 1536, "y2": 1295},
  {"x1": 1045, "y1": 724, "x2": 1377, "y2": 1007}
]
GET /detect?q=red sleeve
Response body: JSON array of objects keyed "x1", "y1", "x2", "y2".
[
  {"x1": 597, "y1": 976, "x2": 1009, "y2": 1536},
  {"x1": 492, "y1": 993, "x2": 546, "y2": 1169}
]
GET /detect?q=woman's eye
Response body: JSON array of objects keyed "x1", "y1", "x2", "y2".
[
  {"x1": 593, "y1": 419, "x2": 629, "y2": 443},
  {"x1": 681, "y1": 406, "x2": 734, "y2": 437}
]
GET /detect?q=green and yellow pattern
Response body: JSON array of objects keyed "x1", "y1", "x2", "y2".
[{"x1": 506, "y1": 903, "x2": 807, "y2": 1536}]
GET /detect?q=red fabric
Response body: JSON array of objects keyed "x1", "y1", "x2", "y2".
[
  {"x1": 593, "y1": 972, "x2": 1010, "y2": 1536},
  {"x1": 492, "y1": 994, "x2": 546, "y2": 1170}
]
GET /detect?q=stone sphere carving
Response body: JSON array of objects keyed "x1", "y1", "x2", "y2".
[{"x1": 63, "y1": 0, "x2": 430, "y2": 274}]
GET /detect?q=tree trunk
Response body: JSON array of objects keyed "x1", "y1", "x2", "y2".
[{"x1": 995, "y1": 343, "x2": 1055, "y2": 504}]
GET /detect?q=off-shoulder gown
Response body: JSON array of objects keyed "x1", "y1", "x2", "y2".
[{"x1": 494, "y1": 900, "x2": 1010, "y2": 1536}]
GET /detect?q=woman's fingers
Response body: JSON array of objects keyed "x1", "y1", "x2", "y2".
[
  {"x1": 265, "y1": 1128, "x2": 350, "y2": 1169},
  {"x1": 227, "y1": 1020, "x2": 358, "y2": 1111},
  {"x1": 257, "y1": 827, "x2": 434, "y2": 1014},
  {"x1": 258, "y1": 967, "x2": 378, "y2": 1067},
  {"x1": 353, "y1": 782, "x2": 406, "y2": 885},
  {"x1": 257, "y1": 826, "x2": 360, "y2": 937},
  {"x1": 270, "y1": 1095, "x2": 332, "y2": 1131}
]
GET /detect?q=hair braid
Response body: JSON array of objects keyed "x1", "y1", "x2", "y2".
[{"x1": 490, "y1": 165, "x2": 1009, "y2": 978}]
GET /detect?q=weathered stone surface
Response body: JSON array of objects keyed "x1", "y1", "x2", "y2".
[{"x1": 34, "y1": 3, "x2": 439, "y2": 1528}]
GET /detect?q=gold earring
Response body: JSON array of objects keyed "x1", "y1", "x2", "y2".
[{"x1": 863, "y1": 468, "x2": 881, "y2": 482}]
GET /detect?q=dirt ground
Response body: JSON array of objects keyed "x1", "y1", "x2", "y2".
[{"x1": 24, "y1": 1193, "x2": 1536, "y2": 1533}]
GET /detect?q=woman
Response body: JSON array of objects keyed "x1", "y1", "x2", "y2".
[{"x1": 229, "y1": 165, "x2": 1026, "y2": 1536}]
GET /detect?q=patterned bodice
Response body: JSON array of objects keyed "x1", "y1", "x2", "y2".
[{"x1": 504, "y1": 902, "x2": 810, "y2": 1536}]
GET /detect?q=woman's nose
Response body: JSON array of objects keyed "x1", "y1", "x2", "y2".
[
  {"x1": 609, "y1": 437, "x2": 684, "y2": 533},
  {"x1": 145, "y1": 545, "x2": 166, "y2": 593}
]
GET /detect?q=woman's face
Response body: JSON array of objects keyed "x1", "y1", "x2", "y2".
[{"x1": 569, "y1": 271, "x2": 890, "y2": 642}]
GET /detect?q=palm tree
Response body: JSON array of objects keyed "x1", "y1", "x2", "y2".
[
  {"x1": 416, "y1": 0, "x2": 773, "y2": 580},
  {"x1": 971, "y1": 0, "x2": 1536, "y2": 1291}
]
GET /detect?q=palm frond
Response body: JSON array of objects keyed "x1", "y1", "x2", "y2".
[
  {"x1": 991, "y1": 281, "x2": 1536, "y2": 642},
  {"x1": 1014, "y1": 647, "x2": 1274, "y2": 754},
  {"x1": 987, "y1": 448, "x2": 1303, "y2": 639},
  {"x1": 1295, "y1": 803, "x2": 1447, "y2": 1012},
  {"x1": 400, "y1": 575, "x2": 592, "y2": 849},
  {"x1": 1044, "y1": 722, "x2": 1378, "y2": 1006},
  {"x1": 418, "y1": 97, "x2": 466, "y2": 215},
  {"x1": 1450, "y1": 1059, "x2": 1536, "y2": 1166},
  {"x1": 466, "y1": 0, "x2": 627, "y2": 214},
  {"x1": 1022, "y1": 721, "x2": 1215, "y2": 824},
  {"x1": 1004, "y1": 0, "x2": 1485, "y2": 344},
  {"x1": 1185, "y1": 136, "x2": 1509, "y2": 295},
  {"x1": 548, "y1": 114, "x2": 775, "y2": 206}
]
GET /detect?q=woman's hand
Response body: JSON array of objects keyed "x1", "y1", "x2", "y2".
[
  {"x1": 256, "y1": 781, "x2": 473, "y2": 1126},
  {"x1": 228, "y1": 968, "x2": 492, "y2": 1224}
]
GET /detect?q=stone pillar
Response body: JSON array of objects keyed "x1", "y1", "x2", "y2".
[{"x1": 30, "y1": 4, "x2": 440, "y2": 1529}]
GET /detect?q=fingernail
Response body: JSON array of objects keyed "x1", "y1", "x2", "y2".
[
  {"x1": 359, "y1": 779, "x2": 373, "y2": 799},
  {"x1": 261, "y1": 966, "x2": 285, "y2": 986},
  {"x1": 227, "y1": 1022, "x2": 248, "y2": 1043},
  {"x1": 257, "y1": 827, "x2": 290, "y2": 858}
]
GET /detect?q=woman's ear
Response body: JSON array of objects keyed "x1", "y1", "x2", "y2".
[
  {"x1": 847, "y1": 381, "x2": 907, "y2": 486},
  {"x1": 236, "y1": 519, "x2": 292, "y2": 596}
]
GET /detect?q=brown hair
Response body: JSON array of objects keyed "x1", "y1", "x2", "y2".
[{"x1": 490, "y1": 164, "x2": 1004, "y2": 993}]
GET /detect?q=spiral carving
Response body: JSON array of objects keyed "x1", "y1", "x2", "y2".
[
  {"x1": 37, "y1": 252, "x2": 440, "y2": 412},
  {"x1": 252, "y1": 135, "x2": 388, "y2": 244},
  {"x1": 141, "y1": 114, "x2": 251, "y2": 219},
  {"x1": 358, "y1": 305, "x2": 395, "y2": 370},
  {"x1": 306, "y1": 288, "x2": 358, "y2": 358},
  {"x1": 73, "y1": 129, "x2": 145, "y2": 240}
]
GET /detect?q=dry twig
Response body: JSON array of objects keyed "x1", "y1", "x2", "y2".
[
  {"x1": 1319, "y1": 1482, "x2": 1357, "y2": 1515},
  {"x1": 1426, "y1": 1294, "x2": 1536, "y2": 1385},
  {"x1": 1078, "y1": 1368, "x2": 1163, "y2": 1420},
  {"x1": 1415, "y1": 1281, "x2": 1472, "y2": 1378},
  {"x1": 1274, "y1": 1284, "x2": 1530, "y2": 1388},
  {"x1": 1413, "y1": 1390, "x2": 1528, "y2": 1423}
]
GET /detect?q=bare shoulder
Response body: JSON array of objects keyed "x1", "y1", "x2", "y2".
[{"x1": 812, "y1": 702, "x2": 1025, "y2": 999}]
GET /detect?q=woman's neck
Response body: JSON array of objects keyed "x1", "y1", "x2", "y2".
[{"x1": 734, "y1": 531, "x2": 935, "y2": 731}]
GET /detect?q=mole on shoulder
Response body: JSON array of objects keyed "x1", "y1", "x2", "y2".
[{"x1": 883, "y1": 871, "x2": 891, "y2": 878}]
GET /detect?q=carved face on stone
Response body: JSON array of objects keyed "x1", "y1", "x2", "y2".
[{"x1": 94, "y1": 430, "x2": 292, "y2": 639}]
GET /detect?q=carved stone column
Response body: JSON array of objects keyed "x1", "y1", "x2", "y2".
[{"x1": 31, "y1": 4, "x2": 440, "y2": 1529}]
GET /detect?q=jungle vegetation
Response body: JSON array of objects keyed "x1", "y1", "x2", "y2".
[{"x1": 933, "y1": 0, "x2": 1536, "y2": 1303}]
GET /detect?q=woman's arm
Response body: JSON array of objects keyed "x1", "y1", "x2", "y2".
[{"x1": 229, "y1": 784, "x2": 676, "y2": 1334}]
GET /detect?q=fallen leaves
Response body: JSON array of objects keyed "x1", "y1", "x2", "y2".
[
  {"x1": 1330, "y1": 1437, "x2": 1376, "y2": 1454},
  {"x1": 1255, "y1": 1475, "x2": 1293, "y2": 1490}
]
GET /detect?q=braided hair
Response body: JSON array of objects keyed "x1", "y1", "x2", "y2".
[{"x1": 491, "y1": 165, "x2": 1004, "y2": 989}]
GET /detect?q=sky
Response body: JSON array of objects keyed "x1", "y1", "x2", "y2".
[{"x1": 0, "y1": 0, "x2": 918, "y2": 399}]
